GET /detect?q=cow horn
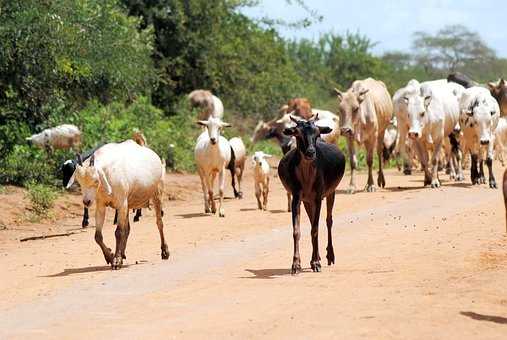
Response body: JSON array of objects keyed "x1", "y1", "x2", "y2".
[
  {"x1": 309, "y1": 113, "x2": 319, "y2": 122},
  {"x1": 289, "y1": 114, "x2": 300, "y2": 124},
  {"x1": 77, "y1": 154, "x2": 83, "y2": 166},
  {"x1": 89, "y1": 154, "x2": 95, "y2": 166}
]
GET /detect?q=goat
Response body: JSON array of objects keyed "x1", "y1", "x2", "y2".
[
  {"x1": 278, "y1": 115, "x2": 346, "y2": 274},
  {"x1": 194, "y1": 117, "x2": 232, "y2": 217},
  {"x1": 252, "y1": 151, "x2": 271, "y2": 210},
  {"x1": 227, "y1": 137, "x2": 246, "y2": 198},
  {"x1": 27, "y1": 124, "x2": 81, "y2": 153},
  {"x1": 66, "y1": 140, "x2": 168, "y2": 269},
  {"x1": 188, "y1": 90, "x2": 224, "y2": 120}
]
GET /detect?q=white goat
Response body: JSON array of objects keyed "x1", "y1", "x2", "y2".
[
  {"x1": 26, "y1": 124, "x2": 81, "y2": 152},
  {"x1": 194, "y1": 117, "x2": 232, "y2": 217},
  {"x1": 227, "y1": 137, "x2": 246, "y2": 198},
  {"x1": 252, "y1": 151, "x2": 271, "y2": 210},
  {"x1": 66, "y1": 140, "x2": 168, "y2": 269}
]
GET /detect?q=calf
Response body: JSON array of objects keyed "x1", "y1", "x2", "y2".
[
  {"x1": 278, "y1": 115, "x2": 346, "y2": 274},
  {"x1": 66, "y1": 140, "x2": 168, "y2": 269},
  {"x1": 252, "y1": 151, "x2": 271, "y2": 210},
  {"x1": 335, "y1": 77, "x2": 393, "y2": 193}
]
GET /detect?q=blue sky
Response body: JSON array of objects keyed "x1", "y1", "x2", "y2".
[{"x1": 242, "y1": 1, "x2": 506, "y2": 57}]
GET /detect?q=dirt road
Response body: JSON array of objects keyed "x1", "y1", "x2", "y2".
[{"x1": 1, "y1": 165, "x2": 507, "y2": 339}]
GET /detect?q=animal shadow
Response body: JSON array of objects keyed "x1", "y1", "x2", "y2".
[
  {"x1": 242, "y1": 268, "x2": 311, "y2": 279},
  {"x1": 43, "y1": 265, "x2": 128, "y2": 277},
  {"x1": 175, "y1": 213, "x2": 209, "y2": 219},
  {"x1": 269, "y1": 209, "x2": 287, "y2": 214},
  {"x1": 460, "y1": 311, "x2": 507, "y2": 324},
  {"x1": 240, "y1": 208, "x2": 257, "y2": 212}
]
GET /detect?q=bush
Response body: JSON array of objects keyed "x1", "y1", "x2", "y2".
[{"x1": 25, "y1": 181, "x2": 58, "y2": 217}]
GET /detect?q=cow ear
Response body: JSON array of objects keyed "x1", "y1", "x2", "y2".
[
  {"x1": 318, "y1": 126, "x2": 332, "y2": 135},
  {"x1": 500, "y1": 79, "x2": 506, "y2": 87},
  {"x1": 488, "y1": 82, "x2": 497, "y2": 91},
  {"x1": 424, "y1": 95, "x2": 432, "y2": 108},
  {"x1": 264, "y1": 154, "x2": 272, "y2": 158},
  {"x1": 196, "y1": 120, "x2": 207, "y2": 126},
  {"x1": 357, "y1": 89, "x2": 369, "y2": 102},
  {"x1": 283, "y1": 127, "x2": 296, "y2": 136},
  {"x1": 221, "y1": 122, "x2": 231, "y2": 128}
]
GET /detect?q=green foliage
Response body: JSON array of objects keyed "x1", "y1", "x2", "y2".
[{"x1": 25, "y1": 181, "x2": 58, "y2": 218}]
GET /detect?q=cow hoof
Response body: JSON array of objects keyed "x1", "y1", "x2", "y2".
[
  {"x1": 111, "y1": 256, "x2": 123, "y2": 270},
  {"x1": 237, "y1": 192, "x2": 243, "y2": 199},
  {"x1": 219, "y1": 211, "x2": 225, "y2": 218},
  {"x1": 347, "y1": 186, "x2": 356, "y2": 194},
  {"x1": 291, "y1": 263, "x2": 302, "y2": 275},
  {"x1": 480, "y1": 177, "x2": 486, "y2": 184},
  {"x1": 365, "y1": 185, "x2": 376, "y2": 192},
  {"x1": 205, "y1": 207, "x2": 211, "y2": 214},
  {"x1": 431, "y1": 181, "x2": 440, "y2": 188},
  {"x1": 82, "y1": 220, "x2": 89, "y2": 228},
  {"x1": 133, "y1": 216, "x2": 140, "y2": 223},
  {"x1": 403, "y1": 169, "x2": 412, "y2": 175},
  {"x1": 161, "y1": 246, "x2": 170, "y2": 260},
  {"x1": 311, "y1": 261, "x2": 321, "y2": 272},
  {"x1": 455, "y1": 174, "x2": 465, "y2": 182},
  {"x1": 490, "y1": 180, "x2": 497, "y2": 189}
]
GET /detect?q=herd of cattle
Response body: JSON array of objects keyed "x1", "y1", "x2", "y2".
[{"x1": 23, "y1": 74, "x2": 507, "y2": 273}]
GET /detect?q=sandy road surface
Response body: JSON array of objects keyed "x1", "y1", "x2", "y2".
[{"x1": 1, "y1": 165, "x2": 507, "y2": 339}]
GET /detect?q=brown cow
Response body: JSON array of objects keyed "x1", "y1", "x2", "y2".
[
  {"x1": 488, "y1": 79, "x2": 507, "y2": 117},
  {"x1": 285, "y1": 98, "x2": 313, "y2": 120}
]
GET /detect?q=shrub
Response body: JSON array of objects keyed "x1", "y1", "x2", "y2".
[{"x1": 25, "y1": 181, "x2": 58, "y2": 217}]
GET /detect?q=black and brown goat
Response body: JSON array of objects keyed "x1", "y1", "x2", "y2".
[{"x1": 278, "y1": 115, "x2": 346, "y2": 274}]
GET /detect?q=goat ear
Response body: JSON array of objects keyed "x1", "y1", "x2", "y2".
[
  {"x1": 264, "y1": 154, "x2": 272, "y2": 158},
  {"x1": 196, "y1": 120, "x2": 207, "y2": 126},
  {"x1": 424, "y1": 95, "x2": 432, "y2": 108},
  {"x1": 66, "y1": 171, "x2": 76, "y2": 189},
  {"x1": 97, "y1": 168, "x2": 112, "y2": 196},
  {"x1": 488, "y1": 82, "x2": 497, "y2": 91},
  {"x1": 318, "y1": 126, "x2": 332, "y2": 135},
  {"x1": 283, "y1": 127, "x2": 296, "y2": 136},
  {"x1": 334, "y1": 88, "x2": 343, "y2": 100}
]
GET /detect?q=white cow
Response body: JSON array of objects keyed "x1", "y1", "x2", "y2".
[
  {"x1": 194, "y1": 117, "x2": 231, "y2": 217},
  {"x1": 459, "y1": 86, "x2": 500, "y2": 187},
  {"x1": 399, "y1": 79, "x2": 464, "y2": 187}
]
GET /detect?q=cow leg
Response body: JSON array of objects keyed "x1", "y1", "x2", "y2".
[
  {"x1": 290, "y1": 193, "x2": 302, "y2": 274},
  {"x1": 414, "y1": 139, "x2": 431, "y2": 186},
  {"x1": 430, "y1": 139, "x2": 443, "y2": 188},
  {"x1": 255, "y1": 182, "x2": 262, "y2": 210},
  {"x1": 94, "y1": 204, "x2": 113, "y2": 264},
  {"x1": 479, "y1": 159, "x2": 486, "y2": 184},
  {"x1": 287, "y1": 192, "x2": 292, "y2": 212},
  {"x1": 133, "y1": 209, "x2": 142, "y2": 222},
  {"x1": 218, "y1": 168, "x2": 225, "y2": 217},
  {"x1": 325, "y1": 192, "x2": 335, "y2": 265},
  {"x1": 153, "y1": 193, "x2": 169, "y2": 259},
  {"x1": 304, "y1": 199, "x2": 322, "y2": 272},
  {"x1": 82, "y1": 207, "x2": 89, "y2": 228},
  {"x1": 113, "y1": 210, "x2": 118, "y2": 225},
  {"x1": 453, "y1": 140, "x2": 465, "y2": 181},
  {"x1": 365, "y1": 140, "x2": 375, "y2": 192},
  {"x1": 346, "y1": 137, "x2": 357, "y2": 194},
  {"x1": 377, "y1": 134, "x2": 386, "y2": 188},
  {"x1": 112, "y1": 204, "x2": 128, "y2": 270},
  {"x1": 487, "y1": 141, "x2": 497, "y2": 188},
  {"x1": 398, "y1": 126, "x2": 412, "y2": 175},
  {"x1": 471, "y1": 153, "x2": 480, "y2": 185},
  {"x1": 443, "y1": 140, "x2": 456, "y2": 180},
  {"x1": 229, "y1": 163, "x2": 239, "y2": 199}
]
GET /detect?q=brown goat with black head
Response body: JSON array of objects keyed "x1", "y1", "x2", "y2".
[{"x1": 278, "y1": 115, "x2": 346, "y2": 274}]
